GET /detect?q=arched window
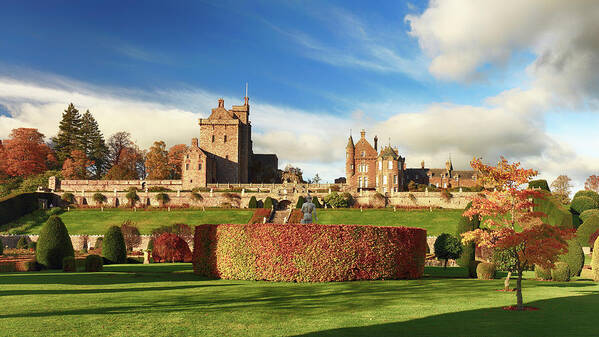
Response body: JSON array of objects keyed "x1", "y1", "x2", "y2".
[
  {"x1": 198, "y1": 163, "x2": 202, "y2": 170},
  {"x1": 224, "y1": 135, "x2": 227, "y2": 143},
  {"x1": 211, "y1": 135, "x2": 215, "y2": 142},
  {"x1": 185, "y1": 163, "x2": 189, "y2": 170}
]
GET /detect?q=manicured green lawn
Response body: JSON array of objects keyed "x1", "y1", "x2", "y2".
[
  {"x1": 316, "y1": 208, "x2": 462, "y2": 236},
  {"x1": 0, "y1": 264, "x2": 597, "y2": 336},
  {"x1": 1, "y1": 208, "x2": 254, "y2": 235}
]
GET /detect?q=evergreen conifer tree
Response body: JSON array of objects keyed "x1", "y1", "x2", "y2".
[
  {"x1": 80, "y1": 110, "x2": 108, "y2": 178},
  {"x1": 52, "y1": 103, "x2": 83, "y2": 163}
]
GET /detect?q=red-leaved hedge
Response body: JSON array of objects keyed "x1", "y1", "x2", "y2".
[
  {"x1": 247, "y1": 208, "x2": 272, "y2": 224},
  {"x1": 151, "y1": 233, "x2": 192, "y2": 263},
  {"x1": 193, "y1": 223, "x2": 426, "y2": 282}
]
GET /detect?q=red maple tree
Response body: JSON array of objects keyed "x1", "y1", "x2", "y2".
[
  {"x1": 61, "y1": 150, "x2": 93, "y2": 179},
  {"x1": 462, "y1": 157, "x2": 574, "y2": 310},
  {"x1": 584, "y1": 175, "x2": 599, "y2": 192},
  {"x1": 0, "y1": 128, "x2": 56, "y2": 177}
]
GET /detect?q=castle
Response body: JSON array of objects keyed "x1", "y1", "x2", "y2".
[
  {"x1": 181, "y1": 96, "x2": 278, "y2": 189},
  {"x1": 345, "y1": 130, "x2": 478, "y2": 193}
]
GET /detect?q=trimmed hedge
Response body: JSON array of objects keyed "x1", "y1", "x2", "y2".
[
  {"x1": 580, "y1": 209, "x2": 599, "y2": 223},
  {"x1": 571, "y1": 196, "x2": 598, "y2": 215},
  {"x1": 535, "y1": 265, "x2": 552, "y2": 280},
  {"x1": 312, "y1": 196, "x2": 322, "y2": 208},
  {"x1": 533, "y1": 191, "x2": 572, "y2": 228},
  {"x1": 151, "y1": 233, "x2": 192, "y2": 263},
  {"x1": 248, "y1": 196, "x2": 258, "y2": 209},
  {"x1": 102, "y1": 226, "x2": 127, "y2": 264},
  {"x1": 592, "y1": 238, "x2": 599, "y2": 282},
  {"x1": 85, "y1": 254, "x2": 103, "y2": 272},
  {"x1": 248, "y1": 208, "x2": 272, "y2": 224},
  {"x1": 576, "y1": 215, "x2": 599, "y2": 246},
  {"x1": 573, "y1": 190, "x2": 599, "y2": 205},
  {"x1": 476, "y1": 262, "x2": 496, "y2": 280},
  {"x1": 62, "y1": 256, "x2": 76, "y2": 272},
  {"x1": 264, "y1": 197, "x2": 275, "y2": 209},
  {"x1": 468, "y1": 260, "x2": 481, "y2": 278},
  {"x1": 551, "y1": 262, "x2": 570, "y2": 282},
  {"x1": 193, "y1": 224, "x2": 427, "y2": 282},
  {"x1": 295, "y1": 196, "x2": 306, "y2": 209},
  {"x1": 529, "y1": 179, "x2": 550, "y2": 192},
  {"x1": 36, "y1": 216, "x2": 74, "y2": 269},
  {"x1": 0, "y1": 192, "x2": 54, "y2": 226},
  {"x1": 17, "y1": 237, "x2": 28, "y2": 250},
  {"x1": 558, "y1": 239, "x2": 584, "y2": 277},
  {"x1": 456, "y1": 203, "x2": 480, "y2": 277}
]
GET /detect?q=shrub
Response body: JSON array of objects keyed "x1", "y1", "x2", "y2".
[
  {"x1": 102, "y1": 226, "x2": 127, "y2": 264},
  {"x1": 0, "y1": 241, "x2": 3, "y2": 255},
  {"x1": 312, "y1": 196, "x2": 322, "y2": 208},
  {"x1": 371, "y1": 193, "x2": 386, "y2": 208},
  {"x1": 94, "y1": 237, "x2": 103, "y2": 250},
  {"x1": 580, "y1": 209, "x2": 599, "y2": 223},
  {"x1": 85, "y1": 254, "x2": 103, "y2": 272},
  {"x1": 28, "y1": 241, "x2": 36, "y2": 251},
  {"x1": 16, "y1": 237, "x2": 28, "y2": 249},
  {"x1": 248, "y1": 208, "x2": 272, "y2": 224},
  {"x1": 152, "y1": 233, "x2": 192, "y2": 263},
  {"x1": 571, "y1": 196, "x2": 598, "y2": 215},
  {"x1": 535, "y1": 265, "x2": 552, "y2": 280},
  {"x1": 440, "y1": 189, "x2": 453, "y2": 202},
  {"x1": 528, "y1": 179, "x2": 550, "y2": 191},
  {"x1": 456, "y1": 203, "x2": 480, "y2": 276},
  {"x1": 0, "y1": 192, "x2": 53, "y2": 226},
  {"x1": 534, "y1": 191, "x2": 573, "y2": 228},
  {"x1": 468, "y1": 260, "x2": 481, "y2": 278},
  {"x1": 551, "y1": 262, "x2": 570, "y2": 282},
  {"x1": 191, "y1": 192, "x2": 203, "y2": 202},
  {"x1": 62, "y1": 256, "x2": 76, "y2": 272},
  {"x1": 61, "y1": 192, "x2": 75, "y2": 204},
  {"x1": 121, "y1": 220, "x2": 141, "y2": 252},
  {"x1": 264, "y1": 197, "x2": 275, "y2": 209},
  {"x1": 407, "y1": 181, "x2": 418, "y2": 191},
  {"x1": 194, "y1": 224, "x2": 427, "y2": 282},
  {"x1": 558, "y1": 239, "x2": 584, "y2": 278},
  {"x1": 92, "y1": 193, "x2": 107, "y2": 205},
  {"x1": 593, "y1": 238, "x2": 599, "y2": 282},
  {"x1": 573, "y1": 190, "x2": 599, "y2": 205},
  {"x1": 589, "y1": 229, "x2": 599, "y2": 248},
  {"x1": 151, "y1": 223, "x2": 193, "y2": 245},
  {"x1": 148, "y1": 187, "x2": 172, "y2": 192},
  {"x1": 155, "y1": 192, "x2": 170, "y2": 207},
  {"x1": 476, "y1": 262, "x2": 496, "y2": 280},
  {"x1": 125, "y1": 189, "x2": 139, "y2": 207},
  {"x1": 248, "y1": 196, "x2": 258, "y2": 208},
  {"x1": 295, "y1": 196, "x2": 306, "y2": 209},
  {"x1": 575, "y1": 215, "x2": 599, "y2": 246},
  {"x1": 36, "y1": 216, "x2": 74, "y2": 269},
  {"x1": 434, "y1": 233, "x2": 463, "y2": 268},
  {"x1": 147, "y1": 238, "x2": 154, "y2": 251},
  {"x1": 324, "y1": 192, "x2": 352, "y2": 208}
]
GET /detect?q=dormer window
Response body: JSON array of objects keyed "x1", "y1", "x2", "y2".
[
  {"x1": 224, "y1": 135, "x2": 227, "y2": 143},
  {"x1": 361, "y1": 151, "x2": 365, "y2": 157}
]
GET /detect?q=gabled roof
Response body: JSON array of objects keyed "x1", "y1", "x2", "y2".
[
  {"x1": 378, "y1": 145, "x2": 398, "y2": 160},
  {"x1": 208, "y1": 106, "x2": 237, "y2": 120},
  {"x1": 346, "y1": 135, "x2": 355, "y2": 149}
]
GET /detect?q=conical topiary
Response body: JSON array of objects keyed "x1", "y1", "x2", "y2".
[
  {"x1": 248, "y1": 196, "x2": 258, "y2": 208},
  {"x1": 36, "y1": 215, "x2": 74, "y2": 269},
  {"x1": 102, "y1": 226, "x2": 127, "y2": 264},
  {"x1": 296, "y1": 196, "x2": 306, "y2": 209},
  {"x1": 264, "y1": 197, "x2": 274, "y2": 209},
  {"x1": 456, "y1": 203, "x2": 480, "y2": 276},
  {"x1": 312, "y1": 196, "x2": 322, "y2": 208}
]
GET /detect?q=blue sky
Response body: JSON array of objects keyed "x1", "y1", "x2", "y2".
[{"x1": 1, "y1": 1, "x2": 598, "y2": 191}]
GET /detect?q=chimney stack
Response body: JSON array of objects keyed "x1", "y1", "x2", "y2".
[
  {"x1": 218, "y1": 98, "x2": 224, "y2": 108},
  {"x1": 421, "y1": 160, "x2": 425, "y2": 169},
  {"x1": 374, "y1": 136, "x2": 378, "y2": 151},
  {"x1": 360, "y1": 129, "x2": 366, "y2": 139}
]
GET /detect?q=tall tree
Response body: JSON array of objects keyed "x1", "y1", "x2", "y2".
[
  {"x1": 80, "y1": 110, "x2": 108, "y2": 178},
  {"x1": 145, "y1": 141, "x2": 170, "y2": 180},
  {"x1": 462, "y1": 157, "x2": 574, "y2": 311},
  {"x1": 103, "y1": 147, "x2": 140, "y2": 180},
  {"x1": 551, "y1": 175, "x2": 573, "y2": 204},
  {"x1": 585, "y1": 175, "x2": 599, "y2": 192},
  {"x1": 107, "y1": 131, "x2": 133, "y2": 167},
  {"x1": 52, "y1": 103, "x2": 83, "y2": 163},
  {"x1": 167, "y1": 144, "x2": 188, "y2": 179},
  {"x1": 1, "y1": 128, "x2": 56, "y2": 177},
  {"x1": 61, "y1": 150, "x2": 92, "y2": 179}
]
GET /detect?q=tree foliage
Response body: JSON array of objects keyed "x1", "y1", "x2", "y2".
[
  {"x1": 1, "y1": 128, "x2": 56, "y2": 177},
  {"x1": 167, "y1": 144, "x2": 188, "y2": 179},
  {"x1": 36, "y1": 215, "x2": 75, "y2": 269},
  {"x1": 145, "y1": 141, "x2": 170, "y2": 180},
  {"x1": 52, "y1": 103, "x2": 83, "y2": 163},
  {"x1": 121, "y1": 220, "x2": 141, "y2": 252},
  {"x1": 61, "y1": 150, "x2": 92, "y2": 179},
  {"x1": 102, "y1": 226, "x2": 127, "y2": 264},
  {"x1": 585, "y1": 175, "x2": 599, "y2": 193},
  {"x1": 434, "y1": 233, "x2": 463, "y2": 267},
  {"x1": 80, "y1": 110, "x2": 108, "y2": 178},
  {"x1": 462, "y1": 157, "x2": 574, "y2": 310},
  {"x1": 551, "y1": 175, "x2": 572, "y2": 202}
]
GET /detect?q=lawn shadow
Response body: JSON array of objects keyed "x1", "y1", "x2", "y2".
[
  {"x1": 0, "y1": 283, "x2": 235, "y2": 297},
  {"x1": 292, "y1": 292, "x2": 599, "y2": 337}
]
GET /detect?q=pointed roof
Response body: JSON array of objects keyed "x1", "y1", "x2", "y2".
[
  {"x1": 378, "y1": 145, "x2": 398, "y2": 160},
  {"x1": 346, "y1": 135, "x2": 355, "y2": 149}
]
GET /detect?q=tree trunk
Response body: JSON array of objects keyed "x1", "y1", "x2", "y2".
[
  {"x1": 444, "y1": 259, "x2": 448, "y2": 268},
  {"x1": 516, "y1": 269, "x2": 524, "y2": 310},
  {"x1": 504, "y1": 271, "x2": 512, "y2": 291}
]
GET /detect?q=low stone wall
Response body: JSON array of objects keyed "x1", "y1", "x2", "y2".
[
  {"x1": 1, "y1": 235, "x2": 161, "y2": 251},
  {"x1": 357, "y1": 191, "x2": 478, "y2": 209},
  {"x1": 58, "y1": 179, "x2": 182, "y2": 193}
]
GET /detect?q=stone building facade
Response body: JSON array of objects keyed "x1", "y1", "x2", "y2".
[{"x1": 345, "y1": 130, "x2": 478, "y2": 193}]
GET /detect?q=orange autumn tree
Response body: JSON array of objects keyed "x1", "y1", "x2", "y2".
[
  {"x1": 462, "y1": 157, "x2": 574, "y2": 311},
  {"x1": 62, "y1": 150, "x2": 93, "y2": 179},
  {"x1": 1, "y1": 128, "x2": 56, "y2": 177}
]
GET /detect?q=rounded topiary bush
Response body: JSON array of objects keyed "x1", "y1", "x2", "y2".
[
  {"x1": 558, "y1": 239, "x2": 584, "y2": 278},
  {"x1": 576, "y1": 215, "x2": 599, "y2": 246},
  {"x1": 248, "y1": 196, "x2": 258, "y2": 208},
  {"x1": 61, "y1": 192, "x2": 75, "y2": 204},
  {"x1": 62, "y1": 256, "x2": 76, "y2": 272},
  {"x1": 589, "y1": 229, "x2": 599, "y2": 248},
  {"x1": 551, "y1": 262, "x2": 570, "y2": 282},
  {"x1": 580, "y1": 209, "x2": 599, "y2": 223},
  {"x1": 573, "y1": 190, "x2": 599, "y2": 205},
  {"x1": 94, "y1": 237, "x2": 103, "y2": 250},
  {"x1": 264, "y1": 197, "x2": 275, "y2": 209},
  {"x1": 592, "y1": 238, "x2": 599, "y2": 282},
  {"x1": 102, "y1": 226, "x2": 127, "y2": 264},
  {"x1": 535, "y1": 265, "x2": 552, "y2": 280},
  {"x1": 476, "y1": 262, "x2": 496, "y2": 280},
  {"x1": 17, "y1": 236, "x2": 28, "y2": 249},
  {"x1": 469, "y1": 260, "x2": 482, "y2": 278},
  {"x1": 434, "y1": 233, "x2": 463, "y2": 268},
  {"x1": 36, "y1": 215, "x2": 74, "y2": 269},
  {"x1": 152, "y1": 233, "x2": 192, "y2": 263},
  {"x1": 85, "y1": 254, "x2": 103, "y2": 272},
  {"x1": 571, "y1": 196, "x2": 599, "y2": 215}
]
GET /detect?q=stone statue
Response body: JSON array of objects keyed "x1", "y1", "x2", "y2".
[{"x1": 301, "y1": 194, "x2": 317, "y2": 224}]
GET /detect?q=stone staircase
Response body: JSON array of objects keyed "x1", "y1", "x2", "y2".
[{"x1": 270, "y1": 209, "x2": 290, "y2": 224}]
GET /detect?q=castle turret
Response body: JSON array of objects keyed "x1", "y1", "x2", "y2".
[{"x1": 346, "y1": 134, "x2": 355, "y2": 181}]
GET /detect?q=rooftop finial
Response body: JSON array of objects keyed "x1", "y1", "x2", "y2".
[{"x1": 244, "y1": 82, "x2": 249, "y2": 106}]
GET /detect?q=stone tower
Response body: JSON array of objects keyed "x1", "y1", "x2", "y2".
[
  {"x1": 345, "y1": 134, "x2": 355, "y2": 185},
  {"x1": 182, "y1": 138, "x2": 216, "y2": 189},
  {"x1": 198, "y1": 97, "x2": 251, "y2": 183}
]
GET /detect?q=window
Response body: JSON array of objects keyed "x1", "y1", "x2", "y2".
[
  {"x1": 351, "y1": 164, "x2": 354, "y2": 170},
  {"x1": 224, "y1": 135, "x2": 227, "y2": 142},
  {"x1": 186, "y1": 154, "x2": 189, "y2": 159},
  {"x1": 359, "y1": 177, "x2": 363, "y2": 188},
  {"x1": 361, "y1": 151, "x2": 365, "y2": 157},
  {"x1": 226, "y1": 155, "x2": 229, "y2": 160},
  {"x1": 443, "y1": 183, "x2": 447, "y2": 188},
  {"x1": 394, "y1": 175, "x2": 398, "y2": 184},
  {"x1": 376, "y1": 176, "x2": 379, "y2": 186},
  {"x1": 383, "y1": 175, "x2": 388, "y2": 185},
  {"x1": 388, "y1": 161, "x2": 393, "y2": 169},
  {"x1": 378, "y1": 161, "x2": 382, "y2": 170},
  {"x1": 211, "y1": 135, "x2": 215, "y2": 142},
  {"x1": 198, "y1": 163, "x2": 202, "y2": 170},
  {"x1": 365, "y1": 177, "x2": 369, "y2": 187},
  {"x1": 473, "y1": 175, "x2": 477, "y2": 181},
  {"x1": 185, "y1": 164, "x2": 189, "y2": 170},
  {"x1": 383, "y1": 187, "x2": 387, "y2": 194}
]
